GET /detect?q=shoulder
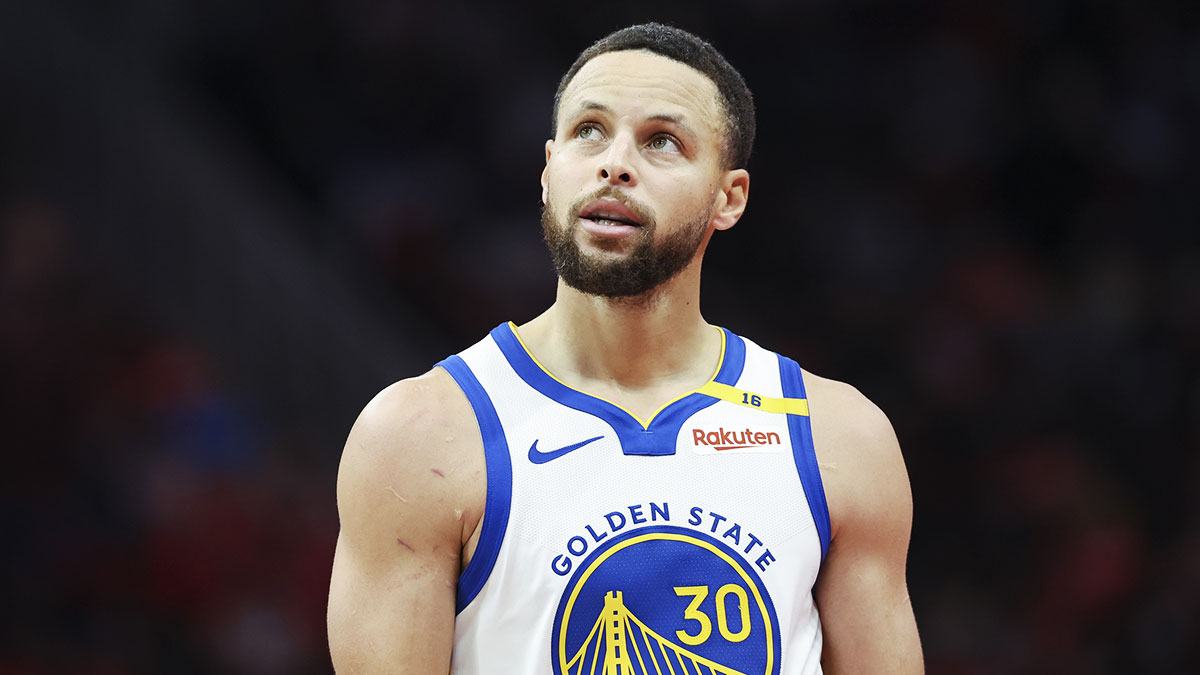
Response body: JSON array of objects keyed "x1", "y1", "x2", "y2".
[
  {"x1": 799, "y1": 371, "x2": 924, "y2": 670},
  {"x1": 800, "y1": 369, "x2": 911, "y2": 541},
  {"x1": 800, "y1": 370, "x2": 924, "y2": 671},
  {"x1": 348, "y1": 367, "x2": 477, "y2": 448},
  {"x1": 329, "y1": 369, "x2": 482, "y2": 672},
  {"x1": 339, "y1": 367, "x2": 479, "y2": 482},
  {"x1": 801, "y1": 370, "x2": 897, "y2": 456},
  {"x1": 336, "y1": 368, "x2": 486, "y2": 547}
]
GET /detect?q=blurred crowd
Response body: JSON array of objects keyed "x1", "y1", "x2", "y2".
[
  {"x1": 2, "y1": 0, "x2": 1198, "y2": 673},
  {"x1": 1, "y1": 200, "x2": 336, "y2": 672}
]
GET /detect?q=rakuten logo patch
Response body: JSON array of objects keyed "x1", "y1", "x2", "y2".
[{"x1": 691, "y1": 427, "x2": 783, "y2": 452}]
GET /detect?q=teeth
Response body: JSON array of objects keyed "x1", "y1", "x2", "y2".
[{"x1": 588, "y1": 213, "x2": 634, "y2": 225}]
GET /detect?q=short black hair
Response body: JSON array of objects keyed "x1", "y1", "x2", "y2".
[{"x1": 552, "y1": 23, "x2": 756, "y2": 170}]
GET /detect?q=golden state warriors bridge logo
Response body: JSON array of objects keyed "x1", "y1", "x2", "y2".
[{"x1": 552, "y1": 525, "x2": 780, "y2": 675}]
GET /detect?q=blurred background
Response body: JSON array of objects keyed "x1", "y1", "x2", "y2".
[{"x1": 1, "y1": 0, "x2": 1197, "y2": 672}]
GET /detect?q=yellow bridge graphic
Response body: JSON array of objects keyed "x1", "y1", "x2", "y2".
[{"x1": 564, "y1": 591, "x2": 749, "y2": 675}]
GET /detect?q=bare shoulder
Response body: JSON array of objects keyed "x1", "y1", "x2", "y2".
[
  {"x1": 800, "y1": 374, "x2": 923, "y2": 671},
  {"x1": 800, "y1": 370, "x2": 910, "y2": 540},
  {"x1": 801, "y1": 370, "x2": 898, "y2": 452},
  {"x1": 343, "y1": 367, "x2": 481, "y2": 467},
  {"x1": 336, "y1": 367, "x2": 486, "y2": 554},
  {"x1": 329, "y1": 369, "x2": 486, "y2": 672}
]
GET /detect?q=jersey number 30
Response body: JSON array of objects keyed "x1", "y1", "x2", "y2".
[{"x1": 674, "y1": 585, "x2": 752, "y2": 645}]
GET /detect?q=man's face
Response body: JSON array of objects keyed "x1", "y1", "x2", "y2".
[{"x1": 541, "y1": 50, "x2": 731, "y2": 299}]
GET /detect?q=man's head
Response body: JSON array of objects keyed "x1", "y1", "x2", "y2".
[
  {"x1": 541, "y1": 24, "x2": 754, "y2": 300},
  {"x1": 552, "y1": 23, "x2": 755, "y2": 171}
]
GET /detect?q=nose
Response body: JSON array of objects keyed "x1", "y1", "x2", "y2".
[{"x1": 597, "y1": 136, "x2": 637, "y2": 186}]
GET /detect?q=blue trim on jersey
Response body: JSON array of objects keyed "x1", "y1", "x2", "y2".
[
  {"x1": 489, "y1": 324, "x2": 746, "y2": 457},
  {"x1": 436, "y1": 354, "x2": 513, "y2": 614},
  {"x1": 779, "y1": 355, "x2": 832, "y2": 562}
]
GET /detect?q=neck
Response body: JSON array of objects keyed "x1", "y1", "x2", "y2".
[{"x1": 516, "y1": 261, "x2": 720, "y2": 391}]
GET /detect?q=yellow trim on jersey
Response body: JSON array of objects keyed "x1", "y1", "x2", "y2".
[
  {"x1": 506, "y1": 322, "x2": 727, "y2": 430},
  {"x1": 694, "y1": 381, "x2": 809, "y2": 416}
]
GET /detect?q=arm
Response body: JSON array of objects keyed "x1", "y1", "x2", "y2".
[
  {"x1": 808, "y1": 376, "x2": 923, "y2": 674},
  {"x1": 327, "y1": 369, "x2": 485, "y2": 674}
]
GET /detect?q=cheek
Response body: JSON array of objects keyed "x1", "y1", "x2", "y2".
[
  {"x1": 545, "y1": 157, "x2": 582, "y2": 195},
  {"x1": 658, "y1": 178, "x2": 714, "y2": 217}
]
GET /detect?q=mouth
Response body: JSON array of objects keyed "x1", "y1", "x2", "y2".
[{"x1": 577, "y1": 198, "x2": 644, "y2": 228}]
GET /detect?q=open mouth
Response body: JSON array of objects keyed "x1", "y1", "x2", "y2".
[
  {"x1": 578, "y1": 199, "x2": 644, "y2": 228},
  {"x1": 583, "y1": 214, "x2": 639, "y2": 227}
]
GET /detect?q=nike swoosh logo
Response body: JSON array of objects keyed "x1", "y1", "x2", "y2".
[{"x1": 528, "y1": 435, "x2": 605, "y2": 464}]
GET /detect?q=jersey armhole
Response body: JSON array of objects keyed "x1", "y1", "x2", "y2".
[
  {"x1": 778, "y1": 354, "x2": 832, "y2": 563},
  {"x1": 436, "y1": 355, "x2": 513, "y2": 614}
]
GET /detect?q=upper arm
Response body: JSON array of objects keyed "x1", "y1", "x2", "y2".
[
  {"x1": 327, "y1": 370, "x2": 484, "y2": 674},
  {"x1": 808, "y1": 377, "x2": 923, "y2": 674}
]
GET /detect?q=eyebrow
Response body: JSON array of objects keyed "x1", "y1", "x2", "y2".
[{"x1": 572, "y1": 101, "x2": 694, "y2": 134}]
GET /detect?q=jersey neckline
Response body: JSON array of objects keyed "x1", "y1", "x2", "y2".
[{"x1": 488, "y1": 322, "x2": 746, "y2": 456}]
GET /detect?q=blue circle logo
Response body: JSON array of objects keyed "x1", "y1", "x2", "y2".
[{"x1": 551, "y1": 525, "x2": 780, "y2": 675}]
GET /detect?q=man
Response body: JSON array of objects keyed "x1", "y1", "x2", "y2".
[{"x1": 328, "y1": 23, "x2": 922, "y2": 674}]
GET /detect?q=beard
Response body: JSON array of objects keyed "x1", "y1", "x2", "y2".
[{"x1": 541, "y1": 187, "x2": 711, "y2": 299}]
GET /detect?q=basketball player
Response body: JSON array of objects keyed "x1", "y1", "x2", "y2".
[{"x1": 328, "y1": 23, "x2": 922, "y2": 674}]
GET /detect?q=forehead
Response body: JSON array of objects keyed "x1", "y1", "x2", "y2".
[{"x1": 558, "y1": 50, "x2": 723, "y2": 137}]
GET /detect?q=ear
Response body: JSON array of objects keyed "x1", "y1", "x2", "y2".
[
  {"x1": 541, "y1": 139, "x2": 555, "y2": 204},
  {"x1": 710, "y1": 168, "x2": 749, "y2": 231}
]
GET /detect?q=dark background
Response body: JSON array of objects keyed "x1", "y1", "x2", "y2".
[{"x1": 2, "y1": 0, "x2": 1197, "y2": 672}]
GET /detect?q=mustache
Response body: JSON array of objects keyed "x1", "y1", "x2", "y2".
[{"x1": 567, "y1": 187, "x2": 655, "y2": 228}]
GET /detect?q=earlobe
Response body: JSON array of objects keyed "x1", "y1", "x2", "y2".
[{"x1": 712, "y1": 169, "x2": 750, "y2": 231}]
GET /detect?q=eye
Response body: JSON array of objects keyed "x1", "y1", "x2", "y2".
[
  {"x1": 648, "y1": 134, "x2": 681, "y2": 153},
  {"x1": 575, "y1": 123, "x2": 605, "y2": 141}
]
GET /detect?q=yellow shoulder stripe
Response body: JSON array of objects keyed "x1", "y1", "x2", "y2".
[{"x1": 695, "y1": 381, "x2": 809, "y2": 416}]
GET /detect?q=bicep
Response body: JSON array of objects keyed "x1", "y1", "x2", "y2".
[
  {"x1": 814, "y1": 535, "x2": 921, "y2": 674},
  {"x1": 328, "y1": 531, "x2": 457, "y2": 674},
  {"x1": 327, "y1": 376, "x2": 477, "y2": 674},
  {"x1": 810, "y1": 382, "x2": 923, "y2": 673}
]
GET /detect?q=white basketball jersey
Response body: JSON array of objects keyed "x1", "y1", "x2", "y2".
[{"x1": 438, "y1": 323, "x2": 831, "y2": 675}]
